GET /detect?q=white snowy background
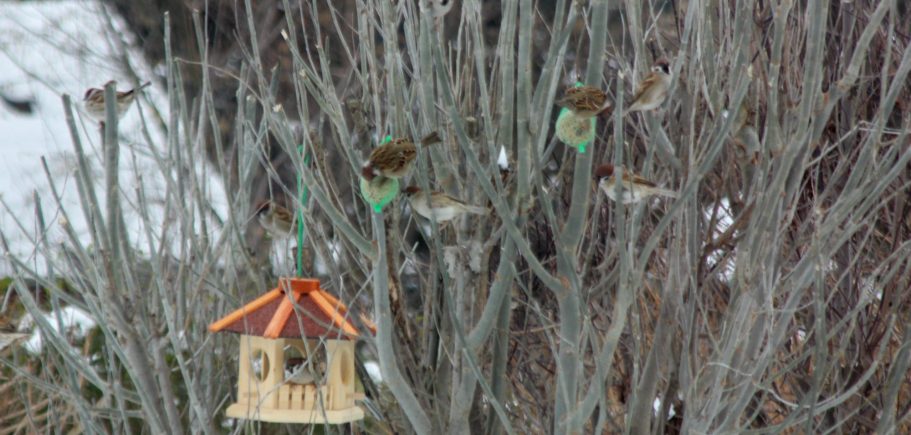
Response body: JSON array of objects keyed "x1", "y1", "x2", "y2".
[
  {"x1": 0, "y1": 4, "x2": 383, "y2": 379},
  {"x1": 0, "y1": 2, "x2": 228, "y2": 351}
]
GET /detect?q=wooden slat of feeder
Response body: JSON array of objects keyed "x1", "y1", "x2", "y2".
[
  {"x1": 278, "y1": 385, "x2": 291, "y2": 409},
  {"x1": 358, "y1": 314, "x2": 377, "y2": 334},
  {"x1": 319, "y1": 290, "x2": 377, "y2": 334},
  {"x1": 279, "y1": 277, "x2": 320, "y2": 293},
  {"x1": 310, "y1": 291, "x2": 359, "y2": 336},
  {"x1": 264, "y1": 291, "x2": 301, "y2": 338},
  {"x1": 318, "y1": 290, "x2": 350, "y2": 312},
  {"x1": 208, "y1": 288, "x2": 283, "y2": 332}
]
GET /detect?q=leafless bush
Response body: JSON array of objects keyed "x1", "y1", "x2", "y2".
[{"x1": 2, "y1": 0, "x2": 911, "y2": 434}]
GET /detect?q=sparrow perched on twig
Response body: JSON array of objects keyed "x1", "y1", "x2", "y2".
[
  {"x1": 554, "y1": 86, "x2": 605, "y2": 152},
  {"x1": 594, "y1": 164, "x2": 678, "y2": 204},
  {"x1": 403, "y1": 186, "x2": 488, "y2": 222},
  {"x1": 624, "y1": 58, "x2": 672, "y2": 114},
  {"x1": 361, "y1": 132, "x2": 442, "y2": 181},
  {"x1": 728, "y1": 98, "x2": 754, "y2": 137},
  {"x1": 427, "y1": 0, "x2": 455, "y2": 17},
  {"x1": 82, "y1": 80, "x2": 151, "y2": 122},
  {"x1": 555, "y1": 85, "x2": 611, "y2": 117},
  {"x1": 255, "y1": 200, "x2": 297, "y2": 239}
]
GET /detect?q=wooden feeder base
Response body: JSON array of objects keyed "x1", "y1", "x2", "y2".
[{"x1": 226, "y1": 402, "x2": 365, "y2": 424}]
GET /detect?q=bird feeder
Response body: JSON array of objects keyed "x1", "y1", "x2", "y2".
[
  {"x1": 209, "y1": 277, "x2": 376, "y2": 424},
  {"x1": 555, "y1": 82, "x2": 597, "y2": 154},
  {"x1": 359, "y1": 176, "x2": 400, "y2": 213},
  {"x1": 555, "y1": 107, "x2": 597, "y2": 153}
]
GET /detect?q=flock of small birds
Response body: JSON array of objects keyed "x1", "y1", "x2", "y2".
[
  {"x1": 81, "y1": 57, "x2": 679, "y2": 242},
  {"x1": 552, "y1": 58, "x2": 678, "y2": 205}
]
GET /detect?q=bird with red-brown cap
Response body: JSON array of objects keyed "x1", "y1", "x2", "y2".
[
  {"x1": 624, "y1": 58, "x2": 672, "y2": 115},
  {"x1": 594, "y1": 164, "x2": 677, "y2": 204},
  {"x1": 403, "y1": 186, "x2": 487, "y2": 223}
]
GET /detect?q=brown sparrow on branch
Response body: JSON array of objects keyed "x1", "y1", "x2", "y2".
[
  {"x1": 403, "y1": 186, "x2": 488, "y2": 222},
  {"x1": 555, "y1": 85, "x2": 611, "y2": 117},
  {"x1": 83, "y1": 80, "x2": 151, "y2": 122},
  {"x1": 624, "y1": 58, "x2": 672, "y2": 114},
  {"x1": 255, "y1": 200, "x2": 297, "y2": 239},
  {"x1": 361, "y1": 132, "x2": 442, "y2": 181},
  {"x1": 594, "y1": 164, "x2": 678, "y2": 204}
]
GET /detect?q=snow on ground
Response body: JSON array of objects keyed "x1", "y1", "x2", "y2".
[
  {"x1": 703, "y1": 197, "x2": 736, "y2": 281},
  {"x1": 0, "y1": 2, "x2": 231, "y2": 354},
  {"x1": 17, "y1": 305, "x2": 97, "y2": 354},
  {"x1": 652, "y1": 396, "x2": 676, "y2": 420},
  {"x1": 0, "y1": 1, "x2": 228, "y2": 278},
  {"x1": 363, "y1": 360, "x2": 383, "y2": 383},
  {"x1": 497, "y1": 145, "x2": 509, "y2": 170}
]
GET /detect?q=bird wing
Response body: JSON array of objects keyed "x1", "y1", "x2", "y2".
[
  {"x1": 620, "y1": 171, "x2": 658, "y2": 188},
  {"x1": 428, "y1": 192, "x2": 487, "y2": 215},
  {"x1": 555, "y1": 89, "x2": 578, "y2": 108},
  {"x1": 558, "y1": 86, "x2": 607, "y2": 112},
  {"x1": 273, "y1": 205, "x2": 295, "y2": 222},
  {"x1": 369, "y1": 141, "x2": 415, "y2": 171},
  {"x1": 631, "y1": 72, "x2": 661, "y2": 104},
  {"x1": 429, "y1": 192, "x2": 467, "y2": 208}
]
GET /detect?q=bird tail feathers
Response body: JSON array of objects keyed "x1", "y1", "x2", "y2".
[
  {"x1": 124, "y1": 82, "x2": 152, "y2": 96},
  {"x1": 420, "y1": 131, "x2": 442, "y2": 146},
  {"x1": 650, "y1": 187, "x2": 678, "y2": 198}
]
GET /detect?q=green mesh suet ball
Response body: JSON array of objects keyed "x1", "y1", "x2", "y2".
[
  {"x1": 360, "y1": 176, "x2": 399, "y2": 213},
  {"x1": 555, "y1": 108, "x2": 596, "y2": 153}
]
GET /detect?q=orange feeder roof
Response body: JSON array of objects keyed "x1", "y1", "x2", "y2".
[{"x1": 208, "y1": 278, "x2": 376, "y2": 340}]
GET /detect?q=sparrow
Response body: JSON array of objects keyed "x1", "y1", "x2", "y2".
[
  {"x1": 403, "y1": 186, "x2": 488, "y2": 222},
  {"x1": 428, "y1": 0, "x2": 455, "y2": 17},
  {"x1": 284, "y1": 357, "x2": 320, "y2": 385},
  {"x1": 555, "y1": 85, "x2": 611, "y2": 117},
  {"x1": 255, "y1": 200, "x2": 296, "y2": 239},
  {"x1": 361, "y1": 132, "x2": 442, "y2": 181},
  {"x1": 83, "y1": 80, "x2": 151, "y2": 122},
  {"x1": 727, "y1": 99, "x2": 761, "y2": 164},
  {"x1": 594, "y1": 164, "x2": 678, "y2": 204},
  {"x1": 727, "y1": 98, "x2": 754, "y2": 137},
  {"x1": 624, "y1": 58, "x2": 672, "y2": 114}
]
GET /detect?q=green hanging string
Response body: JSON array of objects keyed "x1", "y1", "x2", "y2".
[{"x1": 296, "y1": 145, "x2": 311, "y2": 277}]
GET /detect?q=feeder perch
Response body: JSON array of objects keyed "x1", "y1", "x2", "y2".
[{"x1": 209, "y1": 277, "x2": 376, "y2": 424}]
